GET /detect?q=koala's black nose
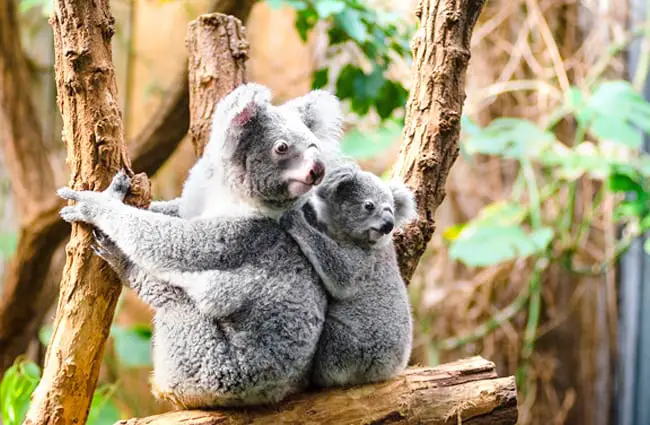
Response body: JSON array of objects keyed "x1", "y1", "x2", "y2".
[
  {"x1": 379, "y1": 219, "x2": 394, "y2": 234},
  {"x1": 308, "y1": 160, "x2": 325, "y2": 185}
]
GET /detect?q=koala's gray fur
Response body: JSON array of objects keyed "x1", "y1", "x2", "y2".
[
  {"x1": 57, "y1": 83, "x2": 343, "y2": 408},
  {"x1": 280, "y1": 164, "x2": 416, "y2": 387}
]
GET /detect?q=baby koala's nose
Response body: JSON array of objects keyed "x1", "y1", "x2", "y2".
[
  {"x1": 307, "y1": 160, "x2": 325, "y2": 185},
  {"x1": 379, "y1": 219, "x2": 394, "y2": 234}
]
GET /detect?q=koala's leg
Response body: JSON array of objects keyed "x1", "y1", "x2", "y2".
[
  {"x1": 58, "y1": 187, "x2": 256, "y2": 275},
  {"x1": 92, "y1": 230, "x2": 190, "y2": 308},
  {"x1": 280, "y1": 209, "x2": 372, "y2": 300}
]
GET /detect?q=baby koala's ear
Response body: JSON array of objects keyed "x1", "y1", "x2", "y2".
[
  {"x1": 280, "y1": 90, "x2": 343, "y2": 145},
  {"x1": 316, "y1": 164, "x2": 359, "y2": 201},
  {"x1": 389, "y1": 180, "x2": 417, "y2": 229}
]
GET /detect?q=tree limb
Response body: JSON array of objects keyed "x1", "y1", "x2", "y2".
[
  {"x1": 393, "y1": 0, "x2": 487, "y2": 282},
  {"x1": 23, "y1": 1, "x2": 151, "y2": 424},
  {"x1": 0, "y1": 0, "x2": 70, "y2": 374},
  {"x1": 116, "y1": 357, "x2": 517, "y2": 425}
]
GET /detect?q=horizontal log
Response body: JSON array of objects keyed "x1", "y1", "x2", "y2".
[{"x1": 116, "y1": 356, "x2": 517, "y2": 425}]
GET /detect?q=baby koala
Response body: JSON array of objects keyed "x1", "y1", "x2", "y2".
[{"x1": 280, "y1": 164, "x2": 416, "y2": 387}]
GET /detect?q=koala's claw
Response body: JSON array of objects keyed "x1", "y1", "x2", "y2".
[
  {"x1": 92, "y1": 228, "x2": 108, "y2": 244},
  {"x1": 57, "y1": 187, "x2": 79, "y2": 201}
]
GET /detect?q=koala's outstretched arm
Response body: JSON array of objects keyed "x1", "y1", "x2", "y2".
[
  {"x1": 280, "y1": 209, "x2": 373, "y2": 301},
  {"x1": 148, "y1": 198, "x2": 182, "y2": 217},
  {"x1": 58, "y1": 186, "x2": 256, "y2": 275}
]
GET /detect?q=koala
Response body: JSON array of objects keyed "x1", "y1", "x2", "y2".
[
  {"x1": 279, "y1": 164, "x2": 416, "y2": 387},
  {"x1": 57, "y1": 83, "x2": 343, "y2": 408}
]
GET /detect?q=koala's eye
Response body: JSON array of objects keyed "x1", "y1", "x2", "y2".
[
  {"x1": 363, "y1": 201, "x2": 375, "y2": 212},
  {"x1": 274, "y1": 140, "x2": 289, "y2": 155}
]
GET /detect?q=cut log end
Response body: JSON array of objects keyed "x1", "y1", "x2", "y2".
[{"x1": 116, "y1": 357, "x2": 517, "y2": 425}]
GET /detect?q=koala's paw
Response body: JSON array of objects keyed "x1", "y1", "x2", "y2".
[
  {"x1": 57, "y1": 187, "x2": 104, "y2": 224},
  {"x1": 104, "y1": 170, "x2": 131, "y2": 201}
]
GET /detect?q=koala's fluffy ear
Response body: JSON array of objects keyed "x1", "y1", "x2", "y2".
[
  {"x1": 281, "y1": 90, "x2": 343, "y2": 145},
  {"x1": 316, "y1": 164, "x2": 359, "y2": 200},
  {"x1": 207, "y1": 83, "x2": 272, "y2": 157},
  {"x1": 389, "y1": 180, "x2": 417, "y2": 229}
]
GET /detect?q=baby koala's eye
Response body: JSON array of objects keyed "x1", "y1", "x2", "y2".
[
  {"x1": 363, "y1": 200, "x2": 375, "y2": 212},
  {"x1": 274, "y1": 140, "x2": 289, "y2": 155}
]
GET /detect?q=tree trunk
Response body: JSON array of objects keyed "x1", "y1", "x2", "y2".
[
  {"x1": 0, "y1": 0, "x2": 70, "y2": 375},
  {"x1": 393, "y1": 0, "x2": 486, "y2": 282},
  {"x1": 117, "y1": 357, "x2": 517, "y2": 425},
  {"x1": 186, "y1": 13, "x2": 248, "y2": 157},
  {"x1": 23, "y1": 1, "x2": 151, "y2": 425}
]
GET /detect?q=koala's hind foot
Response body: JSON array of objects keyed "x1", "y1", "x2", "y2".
[{"x1": 91, "y1": 229, "x2": 129, "y2": 273}]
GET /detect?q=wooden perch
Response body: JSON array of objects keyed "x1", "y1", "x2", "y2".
[{"x1": 116, "y1": 357, "x2": 517, "y2": 425}]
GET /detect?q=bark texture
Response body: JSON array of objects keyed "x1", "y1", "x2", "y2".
[
  {"x1": 129, "y1": 0, "x2": 254, "y2": 173},
  {"x1": 393, "y1": 0, "x2": 486, "y2": 282},
  {"x1": 186, "y1": 13, "x2": 248, "y2": 157},
  {"x1": 0, "y1": 0, "x2": 70, "y2": 374},
  {"x1": 117, "y1": 357, "x2": 517, "y2": 425},
  {"x1": 23, "y1": 2, "x2": 150, "y2": 425}
]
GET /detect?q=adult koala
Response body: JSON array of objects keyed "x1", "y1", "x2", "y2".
[{"x1": 57, "y1": 84, "x2": 343, "y2": 408}]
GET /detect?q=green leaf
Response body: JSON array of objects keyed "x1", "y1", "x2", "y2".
[
  {"x1": 312, "y1": 68, "x2": 329, "y2": 89},
  {"x1": 449, "y1": 224, "x2": 553, "y2": 267},
  {"x1": 111, "y1": 324, "x2": 153, "y2": 368},
  {"x1": 335, "y1": 64, "x2": 364, "y2": 100},
  {"x1": 540, "y1": 142, "x2": 614, "y2": 180},
  {"x1": 376, "y1": 80, "x2": 408, "y2": 119},
  {"x1": 341, "y1": 121, "x2": 402, "y2": 159},
  {"x1": 335, "y1": 9, "x2": 369, "y2": 43},
  {"x1": 38, "y1": 325, "x2": 53, "y2": 347},
  {"x1": 443, "y1": 223, "x2": 466, "y2": 241},
  {"x1": 0, "y1": 360, "x2": 41, "y2": 425},
  {"x1": 0, "y1": 232, "x2": 17, "y2": 258},
  {"x1": 87, "y1": 386, "x2": 120, "y2": 425},
  {"x1": 314, "y1": 0, "x2": 346, "y2": 18},
  {"x1": 464, "y1": 118, "x2": 555, "y2": 159},
  {"x1": 573, "y1": 80, "x2": 650, "y2": 148}
]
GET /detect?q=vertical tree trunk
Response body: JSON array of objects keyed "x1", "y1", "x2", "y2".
[
  {"x1": 186, "y1": 13, "x2": 248, "y2": 157},
  {"x1": 23, "y1": 2, "x2": 150, "y2": 425},
  {"x1": 0, "y1": 0, "x2": 69, "y2": 375},
  {"x1": 393, "y1": 0, "x2": 486, "y2": 282}
]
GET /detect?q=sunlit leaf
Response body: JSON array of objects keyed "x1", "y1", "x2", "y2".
[
  {"x1": 314, "y1": 0, "x2": 346, "y2": 17},
  {"x1": 0, "y1": 360, "x2": 40, "y2": 425},
  {"x1": 111, "y1": 325, "x2": 153, "y2": 368},
  {"x1": 464, "y1": 118, "x2": 555, "y2": 159},
  {"x1": 449, "y1": 224, "x2": 554, "y2": 267},
  {"x1": 341, "y1": 121, "x2": 402, "y2": 159},
  {"x1": 87, "y1": 386, "x2": 120, "y2": 425}
]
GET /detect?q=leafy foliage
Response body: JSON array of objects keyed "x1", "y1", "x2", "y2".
[
  {"x1": 267, "y1": 0, "x2": 411, "y2": 119},
  {"x1": 340, "y1": 119, "x2": 402, "y2": 159},
  {"x1": 0, "y1": 359, "x2": 120, "y2": 425},
  {"x1": 111, "y1": 324, "x2": 153, "y2": 368}
]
